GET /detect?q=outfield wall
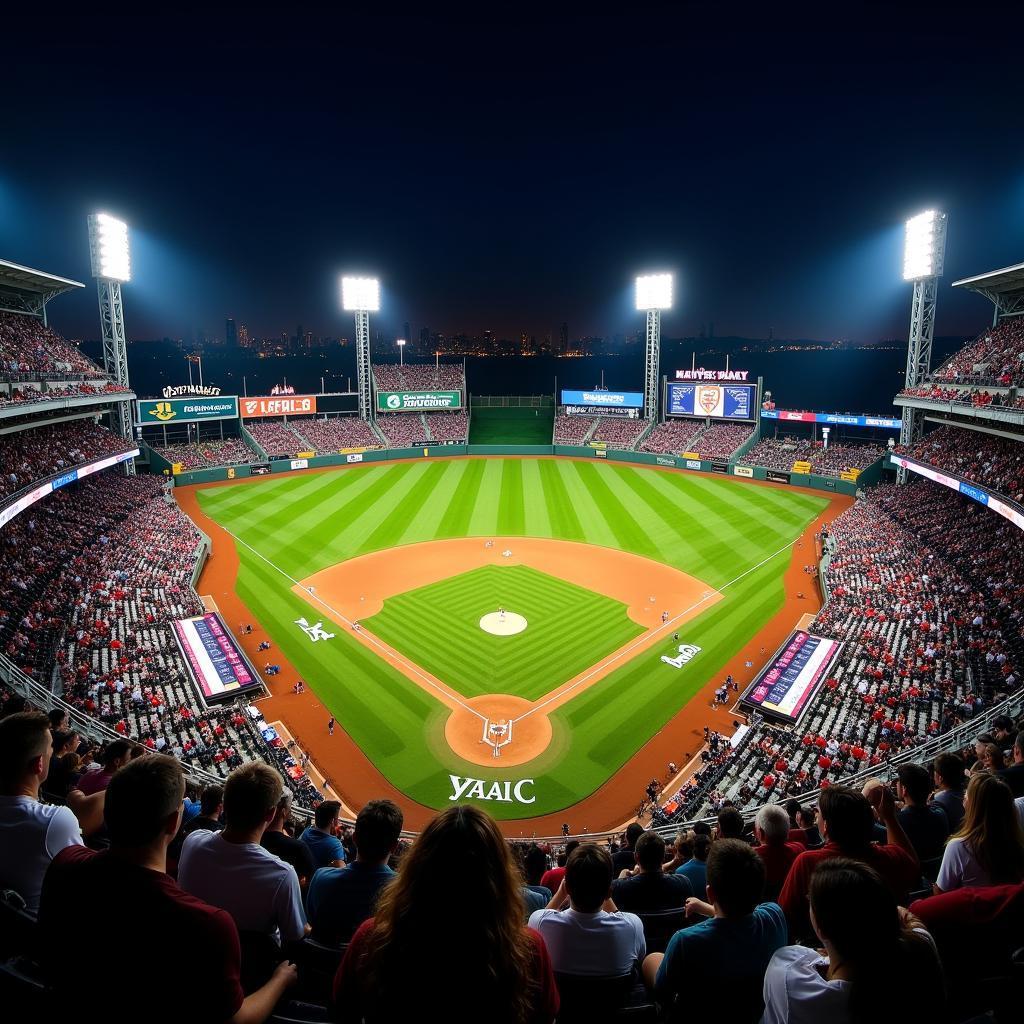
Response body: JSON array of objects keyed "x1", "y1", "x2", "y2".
[{"x1": 163, "y1": 442, "x2": 870, "y2": 496}]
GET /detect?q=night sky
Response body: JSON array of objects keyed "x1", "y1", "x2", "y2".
[{"x1": 3, "y1": 8, "x2": 1023, "y2": 345}]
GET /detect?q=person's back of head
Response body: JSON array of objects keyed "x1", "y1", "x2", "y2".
[
  {"x1": 47, "y1": 708, "x2": 69, "y2": 733},
  {"x1": 523, "y1": 842, "x2": 547, "y2": 885},
  {"x1": 693, "y1": 834, "x2": 712, "y2": 863},
  {"x1": 956, "y1": 773, "x2": 1024, "y2": 885},
  {"x1": 674, "y1": 831, "x2": 694, "y2": 862},
  {"x1": 706, "y1": 838, "x2": 765, "y2": 917},
  {"x1": 984, "y1": 743, "x2": 1006, "y2": 770},
  {"x1": 314, "y1": 798, "x2": 341, "y2": 831},
  {"x1": 795, "y1": 806, "x2": 816, "y2": 831},
  {"x1": 783, "y1": 798, "x2": 801, "y2": 828},
  {"x1": 0, "y1": 711, "x2": 51, "y2": 793},
  {"x1": 933, "y1": 752, "x2": 965, "y2": 791},
  {"x1": 105, "y1": 754, "x2": 184, "y2": 849},
  {"x1": 634, "y1": 830, "x2": 666, "y2": 872},
  {"x1": 818, "y1": 786, "x2": 875, "y2": 852},
  {"x1": 717, "y1": 807, "x2": 746, "y2": 840},
  {"x1": 755, "y1": 804, "x2": 791, "y2": 846},
  {"x1": 199, "y1": 783, "x2": 224, "y2": 818},
  {"x1": 624, "y1": 822, "x2": 643, "y2": 850},
  {"x1": 558, "y1": 839, "x2": 580, "y2": 867},
  {"x1": 223, "y1": 762, "x2": 283, "y2": 832},
  {"x1": 354, "y1": 799, "x2": 404, "y2": 862},
  {"x1": 808, "y1": 858, "x2": 944, "y2": 1024},
  {"x1": 565, "y1": 843, "x2": 613, "y2": 912},
  {"x1": 101, "y1": 739, "x2": 133, "y2": 770},
  {"x1": 897, "y1": 763, "x2": 932, "y2": 806}
]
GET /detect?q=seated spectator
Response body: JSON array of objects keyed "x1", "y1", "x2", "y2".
[
  {"x1": 935, "y1": 773, "x2": 1024, "y2": 892},
  {"x1": 0, "y1": 712, "x2": 83, "y2": 913},
  {"x1": 529, "y1": 843, "x2": 646, "y2": 977},
  {"x1": 75, "y1": 738, "x2": 133, "y2": 795},
  {"x1": 333, "y1": 805, "x2": 558, "y2": 1022},
  {"x1": 673, "y1": 830, "x2": 711, "y2": 895},
  {"x1": 38, "y1": 754, "x2": 296, "y2": 1023},
  {"x1": 998, "y1": 730, "x2": 1024, "y2": 797},
  {"x1": 43, "y1": 729, "x2": 82, "y2": 800},
  {"x1": 169, "y1": 782, "x2": 224, "y2": 866},
  {"x1": 300, "y1": 799, "x2": 347, "y2": 869},
  {"x1": 716, "y1": 806, "x2": 747, "y2": 841},
  {"x1": 611, "y1": 831, "x2": 692, "y2": 912},
  {"x1": 644, "y1": 839, "x2": 786, "y2": 1022},
  {"x1": 762, "y1": 859, "x2": 944, "y2": 1024},
  {"x1": 896, "y1": 764, "x2": 950, "y2": 863},
  {"x1": 611, "y1": 822, "x2": 644, "y2": 874},
  {"x1": 261, "y1": 790, "x2": 316, "y2": 888},
  {"x1": 307, "y1": 799, "x2": 404, "y2": 947},
  {"x1": 932, "y1": 753, "x2": 967, "y2": 833},
  {"x1": 753, "y1": 804, "x2": 805, "y2": 899},
  {"x1": 540, "y1": 839, "x2": 578, "y2": 894},
  {"x1": 779, "y1": 785, "x2": 920, "y2": 939},
  {"x1": 178, "y1": 762, "x2": 307, "y2": 945}
]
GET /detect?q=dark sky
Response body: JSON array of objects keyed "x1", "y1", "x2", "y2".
[{"x1": 3, "y1": 7, "x2": 1023, "y2": 345}]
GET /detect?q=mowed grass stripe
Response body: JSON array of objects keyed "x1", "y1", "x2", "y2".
[
  {"x1": 436, "y1": 459, "x2": 486, "y2": 538},
  {"x1": 537, "y1": 460, "x2": 583, "y2": 539},
  {"x1": 572, "y1": 462, "x2": 664, "y2": 561},
  {"x1": 497, "y1": 460, "x2": 526, "y2": 535},
  {"x1": 520, "y1": 459, "x2": 553, "y2": 537},
  {"x1": 363, "y1": 461, "x2": 452, "y2": 551}
]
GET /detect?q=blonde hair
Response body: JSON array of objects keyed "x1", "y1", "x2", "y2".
[{"x1": 952, "y1": 774, "x2": 1024, "y2": 884}]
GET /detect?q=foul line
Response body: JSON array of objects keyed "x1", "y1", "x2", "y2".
[
  {"x1": 222, "y1": 527, "x2": 488, "y2": 722},
  {"x1": 512, "y1": 536, "x2": 803, "y2": 724}
]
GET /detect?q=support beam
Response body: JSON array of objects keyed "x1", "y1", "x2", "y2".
[
  {"x1": 97, "y1": 279, "x2": 136, "y2": 476},
  {"x1": 355, "y1": 309, "x2": 371, "y2": 420},
  {"x1": 644, "y1": 309, "x2": 661, "y2": 420}
]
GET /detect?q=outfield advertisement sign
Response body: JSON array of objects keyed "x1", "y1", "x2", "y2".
[
  {"x1": 656, "y1": 456, "x2": 677, "y2": 467},
  {"x1": 564, "y1": 405, "x2": 640, "y2": 418},
  {"x1": 710, "y1": 460, "x2": 729, "y2": 473},
  {"x1": 740, "y1": 630, "x2": 842, "y2": 724},
  {"x1": 377, "y1": 391, "x2": 461, "y2": 412},
  {"x1": 250, "y1": 464, "x2": 271, "y2": 475},
  {"x1": 290, "y1": 458, "x2": 309, "y2": 470},
  {"x1": 762, "y1": 409, "x2": 902, "y2": 429},
  {"x1": 138, "y1": 396, "x2": 239, "y2": 424},
  {"x1": 733, "y1": 465, "x2": 754, "y2": 478},
  {"x1": 346, "y1": 453, "x2": 364, "y2": 463},
  {"x1": 667, "y1": 383, "x2": 754, "y2": 420},
  {"x1": 560, "y1": 390, "x2": 644, "y2": 409},
  {"x1": 449, "y1": 775, "x2": 535, "y2": 804},
  {"x1": 766, "y1": 470, "x2": 791, "y2": 484},
  {"x1": 171, "y1": 612, "x2": 263, "y2": 706},
  {"x1": 241, "y1": 395, "x2": 317, "y2": 418},
  {"x1": 685, "y1": 459, "x2": 702, "y2": 469}
]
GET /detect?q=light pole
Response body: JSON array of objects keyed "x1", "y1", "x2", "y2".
[
  {"x1": 87, "y1": 212, "x2": 136, "y2": 476},
  {"x1": 397, "y1": 338, "x2": 406, "y2": 366},
  {"x1": 635, "y1": 273, "x2": 673, "y2": 421},
  {"x1": 341, "y1": 276, "x2": 380, "y2": 421}
]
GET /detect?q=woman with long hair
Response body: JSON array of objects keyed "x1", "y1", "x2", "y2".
[
  {"x1": 332, "y1": 804, "x2": 559, "y2": 1024},
  {"x1": 762, "y1": 858, "x2": 945, "y2": 1024},
  {"x1": 935, "y1": 773, "x2": 1024, "y2": 891}
]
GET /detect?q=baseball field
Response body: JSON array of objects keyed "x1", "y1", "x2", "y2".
[{"x1": 181, "y1": 457, "x2": 835, "y2": 825}]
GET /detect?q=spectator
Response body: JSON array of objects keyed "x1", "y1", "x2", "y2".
[
  {"x1": 333, "y1": 805, "x2": 559, "y2": 1023},
  {"x1": 75, "y1": 737, "x2": 133, "y2": 795},
  {"x1": 539, "y1": 839, "x2": 578, "y2": 894},
  {"x1": 778, "y1": 785, "x2": 920, "y2": 938},
  {"x1": 998, "y1": 731, "x2": 1024, "y2": 797},
  {"x1": 169, "y1": 782, "x2": 224, "y2": 866},
  {"x1": 896, "y1": 764, "x2": 950, "y2": 863},
  {"x1": 529, "y1": 843, "x2": 646, "y2": 977},
  {"x1": 261, "y1": 790, "x2": 316, "y2": 888},
  {"x1": 716, "y1": 806, "x2": 747, "y2": 840},
  {"x1": 644, "y1": 839, "x2": 786, "y2": 1021},
  {"x1": 307, "y1": 799, "x2": 404, "y2": 947},
  {"x1": 43, "y1": 729, "x2": 82, "y2": 800},
  {"x1": 792, "y1": 806, "x2": 823, "y2": 849},
  {"x1": 673, "y1": 830, "x2": 711, "y2": 895},
  {"x1": 300, "y1": 799, "x2": 347, "y2": 869},
  {"x1": 611, "y1": 822, "x2": 644, "y2": 874},
  {"x1": 0, "y1": 711, "x2": 83, "y2": 913},
  {"x1": 753, "y1": 804, "x2": 805, "y2": 899},
  {"x1": 178, "y1": 762, "x2": 307, "y2": 945},
  {"x1": 38, "y1": 754, "x2": 296, "y2": 1023},
  {"x1": 932, "y1": 753, "x2": 967, "y2": 833},
  {"x1": 611, "y1": 831, "x2": 692, "y2": 912},
  {"x1": 762, "y1": 859, "x2": 944, "y2": 1024},
  {"x1": 935, "y1": 773, "x2": 1024, "y2": 892}
]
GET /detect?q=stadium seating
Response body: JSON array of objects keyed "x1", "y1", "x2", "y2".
[
  {"x1": 423, "y1": 411, "x2": 468, "y2": 442},
  {"x1": 640, "y1": 419, "x2": 705, "y2": 454},
  {"x1": 151, "y1": 436, "x2": 260, "y2": 469},
  {"x1": 590, "y1": 417, "x2": 651, "y2": 450},
  {"x1": 688, "y1": 422, "x2": 754, "y2": 460},
  {"x1": 0, "y1": 381, "x2": 132, "y2": 409},
  {"x1": 553, "y1": 415, "x2": 597, "y2": 443},
  {"x1": 375, "y1": 413, "x2": 429, "y2": 447},
  {"x1": 739, "y1": 436, "x2": 886, "y2": 476},
  {"x1": 899, "y1": 385, "x2": 1024, "y2": 410},
  {"x1": 290, "y1": 417, "x2": 380, "y2": 451},
  {"x1": 902, "y1": 425, "x2": 1024, "y2": 503},
  {"x1": 0, "y1": 311, "x2": 106, "y2": 380},
  {"x1": 929, "y1": 319, "x2": 1024, "y2": 387},
  {"x1": 245, "y1": 420, "x2": 307, "y2": 458},
  {"x1": 371, "y1": 363, "x2": 465, "y2": 392}
]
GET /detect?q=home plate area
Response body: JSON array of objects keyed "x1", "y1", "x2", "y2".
[{"x1": 479, "y1": 610, "x2": 528, "y2": 636}]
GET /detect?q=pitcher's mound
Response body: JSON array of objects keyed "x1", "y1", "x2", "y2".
[{"x1": 480, "y1": 611, "x2": 528, "y2": 636}]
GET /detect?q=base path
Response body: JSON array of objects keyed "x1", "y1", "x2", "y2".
[{"x1": 293, "y1": 537, "x2": 721, "y2": 767}]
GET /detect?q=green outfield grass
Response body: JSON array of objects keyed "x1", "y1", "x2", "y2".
[
  {"x1": 468, "y1": 406, "x2": 554, "y2": 444},
  {"x1": 195, "y1": 457, "x2": 829, "y2": 818},
  {"x1": 364, "y1": 564, "x2": 644, "y2": 701}
]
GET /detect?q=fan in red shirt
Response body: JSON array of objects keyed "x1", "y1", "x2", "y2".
[{"x1": 753, "y1": 804, "x2": 806, "y2": 900}]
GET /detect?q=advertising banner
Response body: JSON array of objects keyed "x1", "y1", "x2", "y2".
[
  {"x1": 675, "y1": 368, "x2": 750, "y2": 382},
  {"x1": 766, "y1": 470, "x2": 791, "y2": 484},
  {"x1": 560, "y1": 390, "x2": 644, "y2": 409},
  {"x1": 685, "y1": 459, "x2": 702, "y2": 469},
  {"x1": 346, "y1": 453, "x2": 364, "y2": 463},
  {"x1": 594, "y1": 449, "x2": 607, "y2": 458},
  {"x1": 740, "y1": 630, "x2": 841, "y2": 723},
  {"x1": 377, "y1": 391, "x2": 461, "y2": 412},
  {"x1": 290, "y1": 458, "x2": 308, "y2": 470},
  {"x1": 667, "y1": 383, "x2": 754, "y2": 420},
  {"x1": 240, "y1": 395, "x2": 317, "y2": 418},
  {"x1": 656, "y1": 456, "x2": 676, "y2": 467},
  {"x1": 51, "y1": 469, "x2": 79, "y2": 491},
  {"x1": 171, "y1": 612, "x2": 263, "y2": 705},
  {"x1": 563, "y1": 405, "x2": 639, "y2": 418},
  {"x1": 137, "y1": 396, "x2": 239, "y2": 424},
  {"x1": 733, "y1": 465, "x2": 754, "y2": 478},
  {"x1": 710, "y1": 460, "x2": 729, "y2": 473},
  {"x1": 296, "y1": 451, "x2": 315, "y2": 459},
  {"x1": 761, "y1": 409, "x2": 902, "y2": 429},
  {"x1": 250, "y1": 464, "x2": 271, "y2": 475}
]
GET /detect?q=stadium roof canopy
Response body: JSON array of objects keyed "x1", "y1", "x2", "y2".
[
  {"x1": 0, "y1": 258, "x2": 84, "y2": 319},
  {"x1": 952, "y1": 261, "x2": 1024, "y2": 319}
]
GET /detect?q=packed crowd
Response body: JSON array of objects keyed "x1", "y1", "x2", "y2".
[
  {"x1": 0, "y1": 311, "x2": 105, "y2": 380},
  {"x1": 152, "y1": 436, "x2": 260, "y2": 469},
  {"x1": 899, "y1": 385, "x2": 1024, "y2": 410},
  {"x1": 374, "y1": 413, "x2": 429, "y2": 447},
  {"x1": 591, "y1": 417, "x2": 651, "y2": 449},
  {"x1": 553, "y1": 414, "x2": 597, "y2": 443},
  {"x1": 0, "y1": 381, "x2": 132, "y2": 409},
  {"x1": 903, "y1": 425, "x2": 1024, "y2": 504},
  {"x1": 371, "y1": 363, "x2": 464, "y2": 392},
  {"x1": 689, "y1": 422, "x2": 755, "y2": 460},
  {"x1": 244, "y1": 420, "x2": 307, "y2": 458},
  {"x1": 931, "y1": 319, "x2": 1024, "y2": 388},
  {"x1": 640, "y1": 418, "x2": 705, "y2": 454},
  {"x1": 0, "y1": 420, "x2": 134, "y2": 500},
  {"x1": 739, "y1": 436, "x2": 886, "y2": 476},
  {"x1": 292, "y1": 417, "x2": 381, "y2": 452},
  {"x1": 424, "y1": 411, "x2": 469, "y2": 442}
]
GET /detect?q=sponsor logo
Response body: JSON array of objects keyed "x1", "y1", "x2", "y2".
[
  {"x1": 148, "y1": 401, "x2": 176, "y2": 422},
  {"x1": 661, "y1": 643, "x2": 702, "y2": 669},
  {"x1": 710, "y1": 460, "x2": 729, "y2": 474},
  {"x1": 656, "y1": 456, "x2": 676, "y2": 466},
  {"x1": 241, "y1": 396, "x2": 316, "y2": 418},
  {"x1": 734, "y1": 465, "x2": 754, "y2": 478},
  {"x1": 685, "y1": 459, "x2": 701, "y2": 469},
  {"x1": 162, "y1": 384, "x2": 221, "y2": 398},
  {"x1": 346, "y1": 453, "x2": 364, "y2": 463},
  {"x1": 594, "y1": 449, "x2": 607, "y2": 458},
  {"x1": 51, "y1": 470, "x2": 79, "y2": 490},
  {"x1": 386, "y1": 394, "x2": 401, "y2": 409},
  {"x1": 378, "y1": 391, "x2": 460, "y2": 411},
  {"x1": 250, "y1": 465, "x2": 271, "y2": 475},
  {"x1": 449, "y1": 775, "x2": 535, "y2": 804},
  {"x1": 698, "y1": 386, "x2": 719, "y2": 414},
  {"x1": 290, "y1": 458, "x2": 308, "y2": 470},
  {"x1": 675, "y1": 368, "x2": 750, "y2": 382},
  {"x1": 294, "y1": 617, "x2": 335, "y2": 643},
  {"x1": 226, "y1": 467, "x2": 235, "y2": 479},
  {"x1": 766, "y1": 470, "x2": 791, "y2": 484},
  {"x1": 959, "y1": 482, "x2": 989, "y2": 505}
]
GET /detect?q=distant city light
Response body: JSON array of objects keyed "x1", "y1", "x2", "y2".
[
  {"x1": 635, "y1": 273, "x2": 673, "y2": 311},
  {"x1": 88, "y1": 213, "x2": 130, "y2": 281},
  {"x1": 903, "y1": 210, "x2": 945, "y2": 281},
  {"x1": 341, "y1": 276, "x2": 380, "y2": 311}
]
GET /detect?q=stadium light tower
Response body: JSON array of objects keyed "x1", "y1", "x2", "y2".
[
  {"x1": 396, "y1": 337, "x2": 406, "y2": 366},
  {"x1": 87, "y1": 212, "x2": 136, "y2": 475},
  {"x1": 898, "y1": 210, "x2": 948, "y2": 482},
  {"x1": 341, "y1": 276, "x2": 380, "y2": 420},
  {"x1": 635, "y1": 273, "x2": 673, "y2": 419}
]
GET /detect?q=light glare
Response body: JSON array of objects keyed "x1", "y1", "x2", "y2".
[
  {"x1": 88, "y1": 212, "x2": 130, "y2": 281},
  {"x1": 341, "y1": 276, "x2": 380, "y2": 311},
  {"x1": 635, "y1": 273, "x2": 673, "y2": 310},
  {"x1": 903, "y1": 210, "x2": 940, "y2": 281}
]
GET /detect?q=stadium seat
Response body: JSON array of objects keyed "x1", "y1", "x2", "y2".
[
  {"x1": 294, "y1": 936, "x2": 347, "y2": 1005},
  {"x1": 634, "y1": 908, "x2": 687, "y2": 954},
  {"x1": 553, "y1": 971, "x2": 655, "y2": 1023},
  {"x1": 0, "y1": 890, "x2": 38, "y2": 960}
]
